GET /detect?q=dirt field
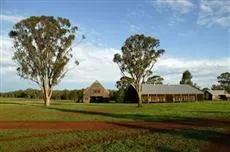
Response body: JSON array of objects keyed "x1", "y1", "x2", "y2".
[{"x1": 1, "y1": 119, "x2": 230, "y2": 152}]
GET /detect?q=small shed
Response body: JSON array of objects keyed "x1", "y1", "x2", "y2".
[
  {"x1": 83, "y1": 80, "x2": 110, "y2": 103},
  {"x1": 204, "y1": 90, "x2": 230, "y2": 100}
]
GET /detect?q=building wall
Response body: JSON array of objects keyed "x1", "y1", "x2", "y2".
[
  {"x1": 142, "y1": 94, "x2": 202, "y2": 103},
  {"x1": 83, "y1": 86, "x2": 109, "y2": 103}
]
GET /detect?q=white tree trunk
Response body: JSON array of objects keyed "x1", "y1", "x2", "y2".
[
  {"x1": 137, "y1": 91, "x2": 142, "y2": 107},
  {"x1": 42, "y1": 75, "x2": 53, "y2": 107},
  {"x1": 44, "y1": 93, "x2": 51, "y2": 107},
  {"x1": 135, "y1": 81, "x2": 142, "y2": 107}
]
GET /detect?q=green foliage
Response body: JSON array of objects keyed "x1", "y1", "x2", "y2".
[
  {"x1": 0, "y1": 89, "x2": 42, "y2": 99},
  {"x1": 116, "y1": 76, "x2": 134, "y2": 90},
  {"x1": 113, "y1": 34, "x2": 165, "y2": 106},
  {"x1": 9, "y1": 16, "x2": 77, "y2": 85},
  {"x1": 211, "y1": 84, "x2": 224, "y2": 90},
  {"x1": 180, "y1": 70, "x2": 193, "y2": 85},
  {"x1": 0, "y1": 89, "x2": 83, "y2": 102},
  {"x1": 146, "y1": 75, "x2": 164, "y2": 85},
  {"x1": 9, "y1": 16, "x2": 78, "y2": 106},
  {"x1": 211, "y1": 72, "x2": 230, "y2": 92},
  {"x1": 115, "y1": 89, "x2": 126, "y2": 103},
  {"x1": 180, "y1": 70, "x2": 201, "y2": 90},
  {"x1": 202, "y1": 87, "x2": 210, "y2": 92},
  {"x1": 217, "y1": 72, "x2": 230, "y2": 92}
]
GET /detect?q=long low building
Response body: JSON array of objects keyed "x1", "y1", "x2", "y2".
[
  {"x1": 141, "y1": 84, "x2": 204, "y2": 103},
  {"x1": 204, "y1": 90, "x2": 230, "y2": 100}
]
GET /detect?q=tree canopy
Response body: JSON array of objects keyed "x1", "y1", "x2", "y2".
[
  {"x1": 180, "y1": 70, "x2": 193, "y2": 85},
  {"x1": 113, "y1": 34, "x2": 165, "y2": 106},
  {"x1": 116, "y1": 76, "x2": 134, "y2": 90},
  {"x1": 146, "y1": 75, "x2": 164, "y2": 85},
  {"x1": 9, "y1": 16, "x2": 78, "y2": 106},
  {"x1": 213, "y1": 72, "x2": 230, "y2": 92}
]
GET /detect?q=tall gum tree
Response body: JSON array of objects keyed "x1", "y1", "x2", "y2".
[
  {"x1": 113, "y1": 34, "x2": 165, "y2": 107},
  {"x1": 180, "y1": 70, "x2": 193, "y2": 85},
  {"x1": 217, "y1": 72, "x2": 230, "y2": 93},
  {"x1": 9, "y1": 16, "x2": 78, "y2": 106}
]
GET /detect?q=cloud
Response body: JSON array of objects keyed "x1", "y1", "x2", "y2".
[
  {"x1": 155, "y1": 56, "x2": 230, "y2": 87},
  {"x1": 61, "y1": 43, "x2": 121, "y2": 83},
  {"x1": 0, "y1": 36, "x2": 16, "y2": 73},
  {"x1": 197, "y1": 0, "x2": 230, "y2": 28},
  {"x1": 126, "y1": 9, "x2": 153, "y2": 19},
  {"x1": 152, "y1": 0, "x2": 194, "y2": 27},
  {"x1": 168, "y1": 13, "x2": 185, "y2": 26},
  {"x1": 153, "y1": 0, "x2": 194, "y2": 14},
  {"x1": 1, "y1": 35, "x2": 229, "y2": 90},
  {"x1": 0, "y1": 14, "x2": 25, "y2": 23},
  {"x1": 129, "y1": 24, "x2": 141, "y2": 33}
]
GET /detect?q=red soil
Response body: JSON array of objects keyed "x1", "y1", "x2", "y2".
[
  {"x1": 0, "y1": 121, "x2": 201, "y2": 130},
  {"x1": 203, "y1": 142, "x2": 230, "y2": 152},
  {"x1": 0, "y1": 120, "x2": 230, "y2": 152}
]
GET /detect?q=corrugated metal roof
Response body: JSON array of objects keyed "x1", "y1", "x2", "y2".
[
  {"x1": 207, "y1": 90, "x2": 230, "y2": 96},
  {"x1": 142, "y1": 84, "x2": 203, "y2": 95}
]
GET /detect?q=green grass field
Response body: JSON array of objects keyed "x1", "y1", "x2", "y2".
[{"x1": 0, "y1": 98, "x2": 230, "y2": 152}]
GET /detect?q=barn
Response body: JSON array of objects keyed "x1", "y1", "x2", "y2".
[
  {"x1": 204, "y1": 90, "x2": 230, "y2": 100},
  {"x1": 141, "y1": 84, "x2": 204, "y2": 103},
  {"x1": 83, "y1": 80, "x2": 110, "y2": 103}
]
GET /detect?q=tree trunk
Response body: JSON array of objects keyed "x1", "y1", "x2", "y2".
[
  {"x1": 137, "y1": 91, "x2": 142, "y2": 107},
  {"x1": 44, "y1": 94, "x2": 51, "y2": 107},
  {"x1": 42, "y1": 76, "x2": 53, "y2": 107},
  {"x1": 135, "y1": 81, "x2": 142, "y2": 107}
]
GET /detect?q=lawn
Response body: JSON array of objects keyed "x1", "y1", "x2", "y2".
[{"x1": 0, "y1": 98, "x2": 230, "y2": 152}]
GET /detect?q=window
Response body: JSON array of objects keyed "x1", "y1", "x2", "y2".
[{"x1": 94, "y1": 90, "x2": 100, "y2": 94}]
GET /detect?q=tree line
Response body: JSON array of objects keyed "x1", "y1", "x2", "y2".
[
  {"x1": 0, "y1": 89, "x2": 83, "y2": 102},
  {"x1": 0, "y1": 89, "x2": 127, "y2": 103}
]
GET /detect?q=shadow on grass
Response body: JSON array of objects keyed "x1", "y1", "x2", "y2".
[
  {"x1": 48, "y1": 107, "x2": 230, "y2": 127},
  {"x1": 156, "y1": 146, "x2": 181, "y2": 152},
  {"x1": 107, "y1": 121, "x2": 230, "y2": 148}
]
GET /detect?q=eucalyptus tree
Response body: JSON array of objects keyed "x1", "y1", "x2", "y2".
[
  {"x1": 9, "y1": 16, "x2": 78, "y2": 106},
  {"x1": 113, "y1": 34, "x2": 165, "y2": 107},
  {"x1": 116, "y1": 76, "x2": 134, "y2": 90},
  {"x1": 214, "y1": 72, "x2": 230, "y2": 92},
  {"x1": 146, "y1": 75, "x2": 164, "y2": 85},
  {"x1": 180, "y1": 70, "x2": 193, "y2": 85}
]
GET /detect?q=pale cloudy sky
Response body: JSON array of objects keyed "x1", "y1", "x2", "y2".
[{"x1": 0, "y1": 0, "x2": 229, "y2": 91}]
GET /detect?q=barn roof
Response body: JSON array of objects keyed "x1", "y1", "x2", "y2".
[
  {"x1": 142, "y1": 84, "x2": 203, "y2": 95},
  {"x1": 206, "y1": 90, "x2": 230, "y2": 96},
  {"x1": 84, "y1": 80, "x2": 109, "y2": 95}
]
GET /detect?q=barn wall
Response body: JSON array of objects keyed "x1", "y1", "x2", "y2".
[
  {"x1": 142, "y1": 94, "x2": 202, "y2": 103},
  {"x1": 83, "y1": 83, "x2": 109, "y2": 103}
]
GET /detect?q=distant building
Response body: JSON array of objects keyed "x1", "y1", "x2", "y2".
[
  {"x1": 126, "y1": 84, "x2": 204, "y2": 103},
  {"x1": 141, "y1": 84, "x2": 204, "y2": 103},
  {"x1": 83, "y1": 80, "x2": 110, "y2": 103},
  {"x1": 204, "y1": 90, "x2": 230, "y2": 100}
]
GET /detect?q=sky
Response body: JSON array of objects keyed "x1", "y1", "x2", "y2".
[{"x1": 0, "y1": 0, "x2": 229, "y2": 92}]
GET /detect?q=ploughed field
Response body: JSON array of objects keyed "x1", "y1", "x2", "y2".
[{"x1": 0, "y1": 98, "x2": 230, "y2": 152}]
